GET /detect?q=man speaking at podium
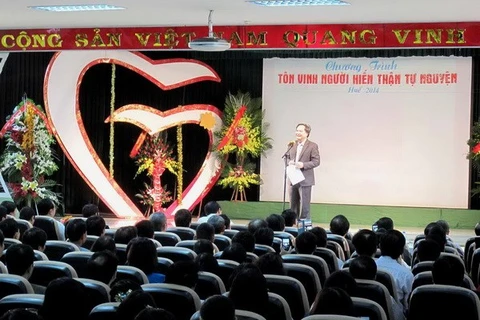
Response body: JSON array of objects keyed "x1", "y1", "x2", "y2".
[{"x1": 287, "y1": 123, "x2": 320, "y2": 221}]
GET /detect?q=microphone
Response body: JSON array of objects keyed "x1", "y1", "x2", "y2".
[
  {"x1": 287, "y1": 140, "x2": 295, "y2": 147},
  {"x1": 282, "y1": 140, "x2": 296, "y2": 159}
]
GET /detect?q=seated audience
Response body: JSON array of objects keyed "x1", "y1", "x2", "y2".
[
  {"x1": 352, "y1": 229, "x2": 378, "y2": 257},
  {"x1": 425, "y1": 223, "x2": 447, "y2": 252},
  {"x1": 86, "y1": 215, "x2": 106, "y2": 236},
  {"x1": 65, "y1": 218, "x2": 89, "y2": 251},
  {"x1": 265, "y1": 214, "x2": 285, "y2": 232},
  {"x1": 417, "y1": 239, "x2": 441, "y2": 262},
  {"x1": 324, "y1": 270, "x2": 357, "y2": 296},
  {"x1": 295, "y1": 230, "x2": 317, "y2": 254},
  {"x1": 115, "y1": 226, "x2": 137, "y2": 245},
  {"x1": 436, "y1": 219, "x2": 464, "y2": 257},
  {"x1": 0, "y1": 218, "x2": 19, "y2": 239},
  {"x1": 193, "y1": 239, "x2": 215, "y2": 255},
  {"x1": 19, "y1": 206, "x2": 35, "y2": 224},
  {"x1": 247, "y1": 218, "x2": 268, "y2": 235},
  {"x1": 375, "y1": 217, "x2": 394, "y2": 231},
  {"x1": 221, "y1": 243, "x2": 247, "y2": 264},
  {"x1": 0, "y1": 308, "x2": 41, "y2": 320},
  {"x1": 135, "y1": 220, "x2": 155, "y2": 238},
  {"x1": 37, "y1": 198, "x2": 65, "y2": 240},
  {"x1": 310, "y1": 287, "x2": 355, "y2": 316},
  {"x1": 40, "y1": 277, "x2": 91, "y2": 320},
  {"x1": 22, "y1": 227, "x2": 47, "y2": 251},
  {"x1": 232, "y1": 231, "x2": 255, "y2": 252},
  {"x1": 374, "y1": 217, "x2": 411, "y2": 266},
  {"x1": 195, "y1": 252, "x2": 219, "y2": 274},
  {"x1": 475, "y1": 222, "x2": 480, "y2": 236},
  {"x1": 134, "y1": 308, "x2": 175, "y2": 320},
  {"x1": 330, "y1": 214, "x2": 355, "y2": 252},
  {"x1": 219, "y1": 214, "x2": 231, "y2": 230},
  {"x1": 1, "y1": 201, "x2": 17, "y2": 218},
  {"x1": 127, "y1": 237, "x2": 164, "y2": 283},
  {"x1": 149, "y1": 212, "x2": 167, "y2": 232},
  {"x1": 253, "y1": 227, "x2": 274, "y2": 247},
  {"x1": 110, "y1": 279, "x2": 142, "y2": 302},
  {"x1": 87, "y1": 250, "x2": 119, "y2": 286},
  {"x1": 116, "y1": 290, "x2": 156, "y2": 320},
  {"x1": 91, "y1": 235, "x2": 116, "y2": 253},
  {"x1": 207, "y1": 215, "x2": 226, "y2": 234},
  {"x1": 254, "y1": 252, "x2": 286, "y2": 275},
  {"x1": 432, "y1": 254, "x2": 465, "y2": 286},
  {"x1": 196, "y1": 223, "x2": 215, "y2": 242},
  {"x1": 0, "y1": 206, "x2": 7, "y2": 221},
  {"x1": 311, "y1": 226, "x2": 344, "y2": 268},
  {"x1": 165, "y1": 260, "x2": 199, "y2": 289},
  {"x1": 6, "y1": 244, "x2": 45, "y2": 293},
  {"x1": 174, "y1": 208, "x2": 192, "y2": 227},
  {"x1": 200, "y1": 295, "x2": 236, "y2": 320},
  {"x1": 281, "y1": 209, "x2": 297, "y2": 227},
  {"x1": 81, "y1": 203, "x2": 99, "y2": 218},
  {"x1": 197, "y1": 201, "x2": 222, "y2": 223}
]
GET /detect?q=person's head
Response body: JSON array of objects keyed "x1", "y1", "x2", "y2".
[
  {"x1": 196, "y1": 223, "x2": 215, "y2": 242},
  {"x1": 0, "y1": 205, "x2": 7, "y2": 221},
  {"x1": 417, "y1": 239, "x2": 441, "y2": 262},
  {"x1": 281, "y1": 209, "x2": 297, "y2": 227},
  {"x1": 349, "y1": 256, "x2": 377, "y2": 280},
  {"x1": 254, "y1": 252, "x2": 285, "y2": 275},
  {"x1": 424, "y1": 222, "x2": 439, "y2": 236},
  {"x1": 149, "y1": 212, "x2": 167, "y2": 232},
  {"x1": 425, "y1": 223, "x2": 447, "y2": 251},
  {"x1": 193, "y1": 239, "x2": 214, "y2": 255},
  {"x1": 5, "y1": 244, "x2": 34, "y2": 278},
  {"x1": 40, "y1": 277, "x2": 90, "y2": 320},
  {"x1": 0, "y1": 308, "x2": 41, "y2": 320},
  {"x1": 115, "y1": 226, "x2": 138, "y2": 245},
  {"x1": 295, "y1": 231, "x2": 317, "y2": 254},
  {"x1": 310, "y1": 226, "x2": 328, "y2": 247},
  {"x1": 232, "y1": 231, "x2": 255, "y2": 252},
  {"x1": 436, "y1": 220, "x2": 450, "y2": 235},
  {"x1": 86, "y1": 215, "x2": 106, "y2": 236},
  {"x1": 221, "y1": 243, "x2": 247, "y2": 264},
  {"x1": 295, "y1": 123, "x2": 311, "y2": 142},
  {"x1": 375, "y1": 217, "x2": 394, "y2": 231},
  {"x1": 475, "y1": 222, "x2": 480, "y2": 236},
  {"x1": 204, "y1": 201, "x2": 221, "y2": 215},
  {"x1": 91, "y1": 235, "x2": 116, "y2": 253},
  {"x1": 330, "y1": 214, "x2": 350, "y2": 236},
  {"x1": 110, "y1": 279, "x2": 142, "y2": 303},
  {"x1": 19, "y1": 207, "x2": 35, "y2": 224},
  {"x1": 432, "y1": 254, "x2": 465, "y2": 286},
  {"x1": 352, "y1": 229, "x2": 378, "y2": 257},
  {"x1": 265, "y1": 214, "x2": 285, "y2": 232},
  {"x1": 379, "y1": 229, "x2": 406, "y2": 259},
  {"x1": 219, "y1": 214, "x2": 231, "y2": 229},
  {"x1": 127, "y1": 237, "x2": 158, "y2": 275},
  {"x1": 81, "y1": 203, "x2": 99, "y2": 218},
  {"x1": 207, "y1": 215, "x2": 226, "y2": 234},
  {"x1": 165, "y1": 260, "x2": 199, "y2": 289},
  {"x1": 22, "y1": 227, "x2": 47, "y2": 251},
  {"x1": 229, "y1": 264, "x2": 268, "y2": 317},
  {"x1": 87, "y1": 250, "x2": 119, "y2": 285},
  {"x1": 310, "y1": 287, "x2": 354, "y2": 316},
  {"x1": 36, "y1": 198, "x2": 55, "y2": 216},
  {"x1": 135, "y1": 220, "x2": 154, "y2": 238},
  {"x1": 116, "y1": 290, "x2": 156, "y2": 320},
  {"x1": 1, "y1": 201, "x2": 16, "y2": 216},
  {"x1": 247, "y1": 219, "x2": 268, "y2": 235},
  {"x1": 200, "y1": 295, "x2": 236, "y2": 320},
  {"x1": 0, "y1": 218, "x2": 19, "y2": 239},
  {"x1": 66, "y1": 218, "x2": 87, "y2": 244},
  {"x1": 324, "y1": 270, "x2": 358, "y2": 296},
  {"x1": 254, "y1": 227, "x2": 274, "y2": 246},
  {"x1": 134, "y1": 308, "x2": 175, "y2": 320},
  {"x1": 174, "y1": 209, "x2": 192, "y2": 227},
  {"x1": 195, "y1": 252, "x2": 219, "y2": 274}
]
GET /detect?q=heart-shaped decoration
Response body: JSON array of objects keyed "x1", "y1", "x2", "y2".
[{"x1": 44, "y1": 51, "x2": 223, "y2": 218}]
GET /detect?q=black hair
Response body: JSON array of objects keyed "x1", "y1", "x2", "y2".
[
  {"x1": 115, "y1": 226, "x2": 137, "y2": 245},
  {"x1": 0, "y1": 218, "x2": 19, "y2": 238},
  {"x1": 22, "y1": 227, "x2": 47, "y2": 251},
  {"x1": 232, "y1": 231, "x2": 255, "y2": 252},
  {"x1": 174, "y1": 209, "x2": 192, "y2": 227},
  {"x1": 221, "y1": 243, "x2": 247, "y2": 264},
  {"x1": 135, "y1": 220, "x2": 154, "y2": 238},
  {"x1": 330, "y1": 215, "x2": 350, "y2": 236},
  {"x1": 203, "y1": 201, "x2": 221, "y2": 215},
  {"x1": 19, "y1": 207, "x2": 35, "y2": 222},
  {"x1": 265, "y1": 214, "x2": 285, "y2": 232},
  {"x1": 5, "y1": 244, "x2": 34, "y2": 276},
  {"x1": 196, "y1": 223, "x2": 215, "y2": 241},
  {"x1": 310, "y1": 226, "x2": 327, "y2": 247},
  {"x1": 87, "y1": 250, "x2": 119, "y2": 285},
  {"x1": 66, "y1": 218, "x2": 87, "y2": 242},
  {"x1": 352, "y1": 229, "x2": 378, "y2": 257},
  {"x1": 281, "y1": 209, "x2": 297, "y2": 227},
  {"x1": 86, "y1": 215, "x2": 106, "y2": 236},
  {"x1": 253, "y1": 227, "x2": 274, "y2": 246},
  {"x1": 81, "y1": 204, "x2": 99, "y2": 218},
  {"x1": 295, "y1": 231, "x2": 317, "y2": 254},
  {"x1": 36, "y1": 198, "x2": 55, "y2": 216}
]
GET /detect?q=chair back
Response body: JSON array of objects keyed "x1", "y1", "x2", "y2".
[
  {"x1": 30, "y1": 261, "x2": 78, "y2": 287},
  {"x1": 115, "y1": 243, "x2": 128, "y2": 265},
  {"x1": 116, "y1": 265, "x2": 149, "y2": 285},
  {"x1": 61, "y1": 251, "x2": 94, "y2": 278},
  {"x1": 274, "y1": 232, "x2": 295, "y2": 251},
  {"x1": 353, "y1": 279, "x2": 394, "y2": 320},
  {"x1": 104, "y1": 229, "x2": 116, "y2": 238},
  {"x1": 33, "y1": 250, "x2": 49, "y2": 261},
  {"x1": 191, "y1": 309, "x2": 267, "y2": 320},
  {"x1": 283, "y1": 262, "x2": 321, "y2": 306},
  {"x1": 303, "y1": 316, "x2": 359, "y2": 320},
  {"x1": 214, "y1": 234, "x2": 232, "y2": 251},
  {"x1": 0, "y1": 293, "x2": 44, "y2": 316},
  {"x1": 0, "y1": 274, "x2": 34, "y2": 299},
  {"x1": 472, "y1": 248, "x2": 480, "y2": 287},
  {"x1": 408, "y1": 284, "x2": 480, "y2": 320},
  {"x1": 89, "y1": 302, "x2": 119, "y2": 320},
  {"x1": 327, "y1": 240, "x2": 345, "y2": 261},
  {"x1": 3, "y1": 238, "x2": 21, "y2": 250},
  {"x1": 223, "y1": 229, "x2": 239, "y2": 239},
  {"x1": 142, "y1": 283, "x2": 202, "y2": 320},
  {"x1": 264, "y1": 274, "x2": 309, "y2": 320},
  {"x1": 176, "y1": 240, "x2": 197, "y2": 251},
  {"x1": 267, "y1": 292, "x2": 293, "y2": 320},
  {"x1": 375, "y1": 269, "x2": 399, "y2": 302},
  {"x1": 166, "y1": 227, "x2": 196, "y2": 241},
  {"x1": 44, "y1": 240, "x2": 79, "y2": 261},
  {"x1": 253, "y1": 244, "x2": 276, "y2": 257},
  {"x1": 327, "y1": 234, "x2": 350, "y2": 259},
  {"x1": 230, "y1": 224, "x2": 248, "y2": 232},
  {"x1": 195, "y1": 271, "x2": 226, "y2": 300},
  {"x1": 216, "y1": 259, "x2": 240, "y2": 290},
  {"x1": 157, "y1": 247, "x2": 197, "y2": 263},
  {"x1": 245, "y1": 252, "x2": 259, "y2": 263},
  {"x1": 76, "y1": 278, "x2": 110, "y2": 306},
  {"x1": 282, "y1": 254, "x2": 330, "y2": 287},
  {"x1": 313, "y1": 247, "x2": 339, "y2": 274},
  {"x1": 271, "y1": 238, "x2": 282, "y2": 253},
  {"x1": 83, "y1": 235, "x2": 99, "y2": 250},
  {"x1": 0, "y1": 262, "x2": 6, "y2": 274},
  {"x1": 156, "y1": 257, "x2": 174, "y2": 275},
  {"x1": 411, "y1": 261, "x2": 434, "y2": 276},
  {"x1": 467, "y1": 242, "x2": 477, "y2": 274},
  {"x1": 16, "y1": 219, "x2": 32, "y2": 239},
  {"x1": 352, "y1": 296, "x2": 388, "y2": 320},
  {"x1": 33, "y1": 216, "x2": 63, "y2": 240},
  {"x1": 154, "y1": 231, "x2": 181, "y2": 247},
  {"x1": 412, "y1": 271, "x2": 434, "y2": 291},
  {"x1": 284, "y1": 227, "x2": 298, "y2": 238}
]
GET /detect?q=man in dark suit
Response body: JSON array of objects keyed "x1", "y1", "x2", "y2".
[{"x1": 287, "y1": 123, "x2": 320, "y2": 220}]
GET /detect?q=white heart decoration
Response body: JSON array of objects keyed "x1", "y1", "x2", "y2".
[{"x1": 44, "y1": 51, "x2": 223, "y2": 218}]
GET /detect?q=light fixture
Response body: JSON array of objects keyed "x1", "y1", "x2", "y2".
[
  {"x1": 188, "y1": 10, "x2": 231, "y2": 52},
  {"x1": 28, "y1": 4, "x2": 126, "y2": 12},
  {"x1": 248, "y1": 0, "x2": 350, "y2": 6}
]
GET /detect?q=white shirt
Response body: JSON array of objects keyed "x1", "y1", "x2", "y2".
[
  {"x1": 197, "y1": 213, "x2": 217, "y2": 224},
  {"x1": 376, "y1": 256, "x2": 413, "y2": 312},
  {"x1": 296, "y1": 142, "x2": 304, "y2": 162}
]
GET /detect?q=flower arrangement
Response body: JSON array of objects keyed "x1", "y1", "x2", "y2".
[
  {"x1": 467, "y1": 122, "x2": 480, "y2": 195},
  {"x1": 0, "y1": 98, "x2": 60, "y2": 207},
  {"x1": 216, "y1": 92, "x2": 272, "y2": 200},
  {"x1": 134, "y1": 132, "x2": 180, "y2": 216}
]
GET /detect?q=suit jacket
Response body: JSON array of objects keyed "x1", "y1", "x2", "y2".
[{"x1": 287, "y1": 140, "x2": 320, "y2": 186}]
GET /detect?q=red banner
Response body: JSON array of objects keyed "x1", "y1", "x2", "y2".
[{"x1": 0, "y1": 22, "x2": 476, "y2": 51}]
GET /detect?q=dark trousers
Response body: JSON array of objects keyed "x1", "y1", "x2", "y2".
[{"x1": 289, "y1": 184, "x2": 312, "y2": 220}]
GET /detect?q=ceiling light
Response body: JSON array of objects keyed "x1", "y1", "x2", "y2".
[
  {"x1": 248, "y1": 0, "x2": 350, "y2": 6},
  {"x1": 28, "y1": 4, "x2": 126, "y2": 12},
  {"x1": 188, "y1": 10, "x2": 231, "y2": 52}
]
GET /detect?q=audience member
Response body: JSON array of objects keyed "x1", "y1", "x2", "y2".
[
  {"x1": 437, "y1": 219, "x2": 464, "y2": 257},
  {"x1": 22, "y1": 227, "x2": 47, "y2": 251},
  {"x1": 91, "y1": 235, "x2": 116, "y2": 254},
  {"x1": 196, "y1": 223, "x2": 215, "y2": 242},
  {"x1": 207, "y1": 215, "x2": 226, "y2": 234},
  {"x1": 19, "y1": 206, "x2": 35, "y2": 224},
  {"x1": 193, "y1": 239, "x2": 215, "y2": 255},
  {"x1": 0, "y1": 205, "x2": 8, "y2": 221},
  {"x1": 135, "y1": 220, "x2": 155, "y2": 238},
  {"x1": 310, "y1": 226, "x2": 328, "y2": 247},
  {"x1": 254, "y1": 252, "x2": 286, "y2": 275},
  {"x1": 352, "y1": 229, "x2": 378, "y2": 257},
  {"x1": 81, "y1": 203, "x2": 99, "y2": 218},
  {"x1": 1, "y1": 201, "x2": 17, "y2": 218},
  {"x1": 232, "y1": 231, "x2": 255, "y2": 252},
  {"x1": 375, "y1": 217, "x2": 394, "y2": 231},
  {"x1": 37, "y1": 198, "x2": 65, "y2": 240},
  {"x1": 195, "y1": 252, "x2": 219, "y2": 274},
  {"x1": 127, "y1": 237, "x2": 164, "y2": 283},
  {"x1": 110, "y1": 279, "x2": 142, "y2": 302},
  {"x1": 87, "y1": 250, "x2": 119, "y2": 286},
  {"x1": 475, "y1": 222, "x2": 480, "y2": 236},
  {"x1": 310, "y1": 287, "x2": 355, "y2": 316},
  {"x1": 6, "y1": 244, "x2": 45, "y2": 293},
  {"x1": 247, "y1": 218, "x2": 268, "y2": 235},
  {"x1": 265, "y1": 214, "x2": 285, "y2": 232},
  {"x1": 323, "y1": 270, "x2": 357, "y2": 296},
  {"x1": 0, "y1": 218, "x2": 19, "y2": 239},
  {"x1": 200, "y1": 295, "x2": 236, "y2": 320},
  {"x1": 417, "y1": 239, "x2": 441, "y2": 262},
  {"x1": 295, "y1": 231, "x2": 317, "y2": 254},
  {"x1": 134, "y1": 308, "x2": 175, "y2": 320},
  {"x1": 165, "y1": 260, "x2": 199, "y2": 289},
  {"x1": 330, "y1": 214, "x2": 355, "y2": 252},
  {"x1": 65, "y1": 218, "x2": 89, "y2": 251},
  {"x1": 149, "y1": 212, "x2": 167, "y2": 231},
  {"x1": 116, "y1": 290, "x2": 156, "y2": 320},
  {"x1": 221, "y1": 243, "x2": 247, "y2": 264},
  {"x1": 219, "y1": 214, "x2": 231, "y2": 229},
  {"x1": 254, "y1": 227, "x2": 274, "y2": 247},
  {"x1": 198, "y1": 201, "x2": 222, "y2": 223},
  {"x1": 174, "y1": 208, "x2": 192, "y2": 227},
  {"x1": 432, "y1": 254, "x2": 465, "y2": 286},
  {"x1": 425, "y1": 223, "x2": 447, "y2": 252},
  {"x1": 349, "y1": 255, "x2": 377, "y2": 280},
  {"x1": 86, "y1": 215, "x2": 106, "y2": 236},
  {"x1": 115, "y1": 226, "x2": 137, "y2": 245},
  {"x1": 0, "y1": 309, "x2": 41, "y2": 320},
  {"x1": 281, "y1": 209, "x2": 297, "y2": 227}
]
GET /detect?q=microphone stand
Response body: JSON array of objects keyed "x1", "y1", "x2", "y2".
[{"x1": 281, "y1": 143, "x2": 295, "y2": 211}]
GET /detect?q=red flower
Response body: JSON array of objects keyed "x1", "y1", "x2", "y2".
[{"x1": 473, "y1": 143, "x2": 480, "y2": 154}]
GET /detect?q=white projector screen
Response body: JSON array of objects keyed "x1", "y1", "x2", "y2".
[{"x1": 260, "y1": 57, "x2": 472, "y2": 209}]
